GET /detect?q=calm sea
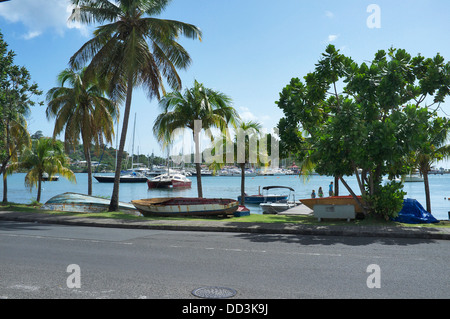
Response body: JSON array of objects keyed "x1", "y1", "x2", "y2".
[{"x1": 2, "y1": 173, "x2": 450, "y2": 220}]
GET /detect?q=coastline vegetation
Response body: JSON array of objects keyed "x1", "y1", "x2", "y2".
[{"x1": 1, "y1": 1, "x2": 450, "y2": 223}]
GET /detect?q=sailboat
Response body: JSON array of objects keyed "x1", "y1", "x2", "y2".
[{"x1": 94, "y1": 114, "x2": 147, "y2": 183}]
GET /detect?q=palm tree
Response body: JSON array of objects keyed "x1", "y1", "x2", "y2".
[
  {"x1": 414, "y1": 118, "x2": 450, "y2": 213},
  {"x1": 68, "y1": 0, "x2": 202, "y2": 211},
  {"x1": 2, "y1": 114, "x2": 31, "y2": 203},
  {"x1": 235, "y1": 121, "x2": 261, "y2": 206},
  {"x1": 153, "y1": 80, "x2": 239, "y2": 197},
  {"x1": 46, "y1": 68, "x2": 118, "y2": 196},
  {"x1": 12, "y1": 138, "x2": 76, "y2": 203}
]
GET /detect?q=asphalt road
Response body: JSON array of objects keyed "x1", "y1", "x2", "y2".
[{"x1": 1, "y1": 220, "x2": 449, "y2": 300}]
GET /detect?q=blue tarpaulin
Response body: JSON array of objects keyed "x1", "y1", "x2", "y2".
[{"x1": 393, "y1": 198, "x2": 439, "y2": 224}]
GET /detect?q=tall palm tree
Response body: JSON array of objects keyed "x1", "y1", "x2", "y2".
[
  {"x1": 414, "y1": 118, "x2": 450, "y2": 213},
  {"x1": 46, "y1": 68, "x2": 118, "y2": 196},
  {"x1": 153, "y1": 80, "x2": 239, "y2": 197},
  {"x1": 68, "y1": 0, "x2": 202, "y2": 211},
  {"x1": 12, "y1": 138, "x2": 76, "y2": 203},
  {"x1": 235, "y1": 120, "x2": 261, "y2": 206}
]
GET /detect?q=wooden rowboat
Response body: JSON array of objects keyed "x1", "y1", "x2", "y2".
[
  {"x1": 300, "y1": 196, "x2": 365, "y2": 213},
  {"x1": 131, "y1": 197, "x2": 239, "y2": 217}
]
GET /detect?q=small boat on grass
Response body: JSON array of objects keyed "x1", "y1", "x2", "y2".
[
  {"x1": 131, "y1": 197, "x2": 239, "y2": 217},
  {"x1": 300, "y1": 196, "x2": 365, "y2": 213},
  {"x1": 259, "y1": 186, "x2": 298, "y2": 214},
  {"x1": 41, "y1": 192, "x2": 138, "y2": 214},
  {"x1": 147, "y1": 174, "x2": 192, "y2": 189}
]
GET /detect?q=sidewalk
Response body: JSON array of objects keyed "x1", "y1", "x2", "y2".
[{"x1": 1, "y1": 210, "x2": 450, "y2": 240}]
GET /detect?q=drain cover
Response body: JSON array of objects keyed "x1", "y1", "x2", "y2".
[{"x1": 192, "y1": 286, "x2": 237, "y2": 299}]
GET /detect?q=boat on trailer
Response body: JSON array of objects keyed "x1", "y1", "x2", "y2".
[{"x1": 131, "y1": 197, "x2": 239, "y2": 217}]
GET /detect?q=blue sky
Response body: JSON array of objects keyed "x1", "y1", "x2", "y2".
[{"x1": 1, "y1": 0, "x2": 450, "y2": 167}]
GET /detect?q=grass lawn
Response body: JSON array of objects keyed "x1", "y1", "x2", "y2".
[{"x1": 1, "y1": 202, "x2": 449, "y2": 228}]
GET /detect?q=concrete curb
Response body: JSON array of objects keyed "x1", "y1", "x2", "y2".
[{"x1": 1, "y1": 211, "x2": 449, "y2": 240}]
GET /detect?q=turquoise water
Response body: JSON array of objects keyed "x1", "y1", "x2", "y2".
[{"x1": 2, "y1": 173, "x2": 450, "y2": 220}]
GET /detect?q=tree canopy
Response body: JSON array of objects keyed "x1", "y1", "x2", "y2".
[{"x1": 277, "y1": 45, "x2": 450, "y2": 219}]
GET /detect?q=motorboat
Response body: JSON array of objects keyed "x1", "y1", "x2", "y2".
[
  {"x1": 42, "y1": 173, "x2": 59, "y2": 181},
  {"x1": 259, "y1": 186, "x2": 298, "y2": 214},
  {"x1": 131, "y1": 197, "x2": 239, "y2": 217},
  {"x1": 238, "y1": 186, "x2": 288, "y2": 204},
  {"x1": 147, "y1": 173, "x2": 192, "y2": 189}
]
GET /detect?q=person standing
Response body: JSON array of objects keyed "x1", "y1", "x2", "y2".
[
  {"x1": 318, "y1": 187, "x2": 324, "y2": 198},
  {"x1": 329, "y1": 182, "x2": 334, "y2": 197},
  {"x1": 311, "y1": 190, "x2": 316, "y2": 198}
]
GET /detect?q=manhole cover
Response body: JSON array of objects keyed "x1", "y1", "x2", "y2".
[{"x1": 192, "y1": 286, "x2": 237, "y2": 299}]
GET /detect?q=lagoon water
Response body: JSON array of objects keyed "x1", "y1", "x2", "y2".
[{"x1": 2, "y1": 173, "x2": 450, "y2": 220}]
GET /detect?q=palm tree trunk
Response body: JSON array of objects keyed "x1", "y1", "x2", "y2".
[
  {"x1": 109, "y1": 76, "x2": 133, "y2": 211},
  {"x1": 193, "y1": 131, "x2": 203, "y2": 198},
  {"x1": 240, "y1": 163, "x2": 245, "y2": 206},
  {"x1": 195, "y1": 163, "x2": 203, "y2": 198},
  {"x1": 84, "y1": 146, "x2": 93, "y2": 196},
  {"x1": 424, "y1": 171, "x2": 431, "y2": 213},
  {"x1": 2, "y1": 173, "x2": 7, "y2": 203},
  {"x1": 37, "y1": 178, "x2": 42, "y2": 203}
]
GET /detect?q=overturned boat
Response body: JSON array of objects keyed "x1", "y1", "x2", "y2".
[{"x1": 41, "y1": 192, "x2": 138, "y2": 214}]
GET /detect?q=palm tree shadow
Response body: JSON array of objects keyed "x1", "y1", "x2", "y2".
[{"x1": 231, "y1": 231, "x2": 438, "y2": 247}]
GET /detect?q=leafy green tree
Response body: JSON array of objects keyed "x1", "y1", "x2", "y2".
[
  {"x1": 153, "y1": 80, "x2": 238, "y2": 197},
  {"x1": 10, "y1": 138, "x2": 76, "y2": 203},
  {"x1": 68, "y1": 0, "x2": 202, "y2": 211},
  {"x1": 46, "y1": 68, "x2": 118, "y2": 196},
  {"x1": 277, "y1": 45, "x2": 450, "y2": 219},
  {"x1": 0, "y1": 31, "x2": 42, "y2": 202}
]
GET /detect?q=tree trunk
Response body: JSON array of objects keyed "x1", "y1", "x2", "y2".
[
  {"x1": 423, "y1": 171, "x2": 431, "y2": 213},
  {"x1": 109, "y1": 76, "x2": 133, "y2": 211},
  {"x1": 2, "y1": 173, "x2": 7, "y2": 203},
  {"x1": 340, "y1": 176, "x2": 367, "y2": 215},
  {"x1": 193, "y1": 130, "x2": 203, "y2": 198},
  {"x1": 334, "y1": 175, "x2": 339, "y2": 196},
  {"x1": 84, "y1": 146, "x2": 92, "y2": 196},
  {"x1": 240, "y1": 163, "x2": 245, "y2": 206},
  {"x1": 37, "y1": 178, "x2": 42, "y2": 203},
  {"x1": 195, "y1": 162, "x2": 203, "y2": 198}
]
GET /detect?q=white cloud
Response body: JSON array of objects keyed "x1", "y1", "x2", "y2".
[
  {"x1": 328, "y1": 34, "x2": 339, "y2": 42},
  {"x1": 0, "y1": 0, "x2": 90, "y2": 39},
  {"x1": 325, "y1": 11, "x2": 334, "y2": 19}
]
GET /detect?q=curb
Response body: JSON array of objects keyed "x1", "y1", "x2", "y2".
[{"x1": 1, "y1": 211, "x2": 450, "y2": 240}]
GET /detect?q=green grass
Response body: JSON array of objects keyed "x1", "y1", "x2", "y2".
[{"x1": 1, "y1": 202, "x2": 449, "y2": 228}]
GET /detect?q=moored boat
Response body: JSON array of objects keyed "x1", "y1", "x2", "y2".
[
  {"x1": 147, "y1": 174, "x2": 192, "y2": 189},
  {"x1": 131, "y1": 197, "x2": 239, "y2": 217},
  {"x1": 259, "y1": 186, "x2": 298, "y2": 214},
  {"x1": 300, "y1": 196, "x2": 365, "y2": 213},
  {"x1": 41, "y1": 192, "x2": 138, "y2": 214},
  {"x1": 94, "y1": 172, "x2": 148, "y2": 183},
  {"x1": 238, "y1": 186, "x2": 289, "y2": 204}
]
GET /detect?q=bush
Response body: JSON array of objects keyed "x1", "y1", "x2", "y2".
[{"x1": 366, "y1": 181, "x2": 406, "y2": 220}]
